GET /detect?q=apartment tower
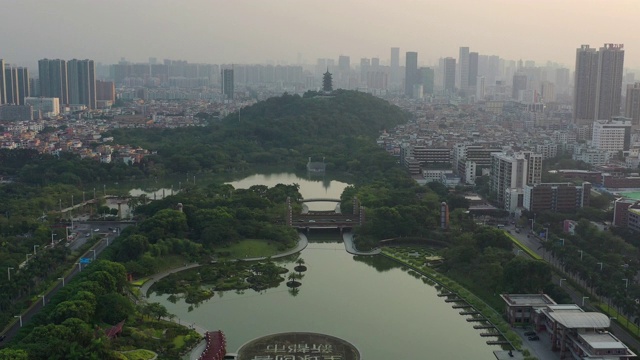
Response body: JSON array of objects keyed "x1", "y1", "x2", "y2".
[
  {"x1": 0, "y1": 59, "x2": 5, "y2": 104},
  {"x1": 573, "y1": 44, "x2": 624, "y2": 125},
  {"x1": 404, "y1": 52, "x2": 418, "y2": 97},
  {"x1": 38, "y1": 59, "x2": 69, "y2": 105}
]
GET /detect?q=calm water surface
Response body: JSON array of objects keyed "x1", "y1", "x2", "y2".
[
  {"x1": 150, "y1": 242, "x2": 497, "y2": 359},
  {"x1": 148, "y1": 173, "x2": 497, "y2": 359}
]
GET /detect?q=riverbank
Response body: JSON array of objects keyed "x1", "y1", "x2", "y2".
[{"x1": 380, "y1": 248, "x2": 527, "y2": 354}]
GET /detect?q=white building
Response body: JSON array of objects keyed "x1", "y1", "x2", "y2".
[
  {"x1": 592, "y1": 118, "x2": 632, "y2": 153},
  {"x1": 24, "y1": 97, "x2": 60, "y2": 117},
  {"x1": 490, "y1": 151, "x2": 542, "y2": 211},
  {"x1": 464, "y1": 161, "x2": 477, "y2": 185},
  {"x1": 536, "y1": 143, "x2": 558, "y2": 160},
  {"x1": 573, "y1": 146, "x2": 610, "y2": 166},
  {"x1": 423, "y1": 169, "x2": 452, "y2": 183}
]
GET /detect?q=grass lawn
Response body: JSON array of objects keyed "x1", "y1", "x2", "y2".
[
  {"x1": 173, "y1": 335, "x2": 186, "y2": 349},
  {"x1": 217, "y1": 239, "x2": 286, "y2": 259},
  {"x1": 122, "y1": 349, "x2": 156, "y2": 360}
]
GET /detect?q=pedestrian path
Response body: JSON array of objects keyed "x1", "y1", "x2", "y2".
[
  {"x1": 342, "y1": 232, "x2": 381, "y2": 255},
  {"x1": 139, "y1": 234, "x2": 309, "y2": 299}
]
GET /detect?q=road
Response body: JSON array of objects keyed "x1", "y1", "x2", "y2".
[
  {"x1": 0, "y1": 221, "x2": 132, "y2": 346},
  {"x1": 506, "y1": 224, "x2": 640, "y2": 352}
]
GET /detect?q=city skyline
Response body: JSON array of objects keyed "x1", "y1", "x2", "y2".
[{"x1": 1, "y1": 0, "x2": 640, "y2": 69}]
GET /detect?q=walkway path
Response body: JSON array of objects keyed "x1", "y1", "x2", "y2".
[
  {"x1": 140, "y1": 234, "x2": 309, "y2": 299},
  {"x1": 342, "y1": 232, "x2": 381, "y2": 255}
]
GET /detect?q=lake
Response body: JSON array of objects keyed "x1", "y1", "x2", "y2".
[{"x1": 148, "y1": 172, "x2": 498, "y2": 359}]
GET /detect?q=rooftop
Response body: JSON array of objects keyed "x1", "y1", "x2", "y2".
[
  {"x1": 500, "y1": 294, "x2": 556, "y2": 307},
  {"x1": 579, "y1": 332, "x2": 629, "y2": 350},
  {"x1": 546, "y1": 312, "x2": 610, "y2": 329}
]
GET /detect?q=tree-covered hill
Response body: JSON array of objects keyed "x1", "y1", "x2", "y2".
[{"x1": 108, "y1": 90, "x2": 407, "y2": 174}]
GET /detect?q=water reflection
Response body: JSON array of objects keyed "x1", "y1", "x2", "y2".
[{"x1": 351, "y1": 255, "x2": 399, "y2": 273}]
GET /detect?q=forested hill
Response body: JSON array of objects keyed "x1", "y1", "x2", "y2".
[
  {"x1": 108, "y1": 90, "x2": 408, "y2": 174},
  {"x1": 220, "y1": 90, "x2": 406, "y2": 146}
]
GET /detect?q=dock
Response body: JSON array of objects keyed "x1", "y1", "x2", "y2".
[
  {"x1": 466, "y1": 317, "x2": 486, "y2": 322},
  {"x1": 480, "y1": 332, "x2": 500, "y2": 337},
  {"x1": 444, "y1": 298, "x2": 463, "y2": 303},
  {"x1": 459, "y1": 310, "x2": 480, "y2": 315},
  {"x1": 486, "y1": 340, "x2": 510, "y2": 345},
  {"x1": 473, "y1": 324, "x2": 496, "y2": 329},
  {"x1": 437, "y1": 292, "x2": 454, "y2": 297},
  {"x1": 452, "y1": 304, "x2": 472, "y2": 309}
]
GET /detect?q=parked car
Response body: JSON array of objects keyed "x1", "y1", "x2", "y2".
[
  {"x1": 524, "y1": 331, "x2": 536, "y2": 336},
  {"x1": 528, "y1": 335, "x2": 540, "y2": 341}
]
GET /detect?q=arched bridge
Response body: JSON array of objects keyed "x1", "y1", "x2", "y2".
[{"x1": 299, "y1": 198, "x2": 341, "y2": 203}]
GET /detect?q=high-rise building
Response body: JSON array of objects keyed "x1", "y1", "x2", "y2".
[
  {"x1": 468, "y1": 52, "x2": 478, "y2": 89},
  {"x1": 512, "y1": 73, "x2": 527, "y2": 100},
  {"x1": 476, "y1": 76, "x2": 486, "y2": 100},
  {"x1": 573, "y1": 44, "x2": 624, "y2": 124},
  {"x1": 38, "y1": 59, "x2": 69, "y2": 105},
  {"x1": 404, "y1": 52, "x2": 418, "y2": 97},
  {"x1": 0, "y1": 59, "x2": 5, "y2": 104},
  {"x1": 457, "y1": 47, "x2": 469, "y2": 91},
  {"x1": 419, "y1": 67, "x2": 434, "y2": 94},
  {"x1": 4, "y1": 66, "x2": 18, "y2": 104},
  {"x1": 390, "y1": 47, "x2": 400, "y2": 88},
  {"x1": 595, "y1": 44, "x2": 624, "y2": 120},
  {"x1": 555, "y1": 67, "x2": 570, "y2": 94},
  {"x1": 541, "y1": 81, "x2": 556, "y2": 102},
  {"x1": 16, "y1": 67, "x2": 30, "y2": 105},
  {"x1": 67, "y1": 59, "x2": 96, "y2": 109},
  {"x1": 443, "y1": 57, "x2": 456, "y2": 93},
  {"x1": 360, "y1": 58, "x2": 370, "y2": 84},
  {"x1": 490, "y1": 152, "x2": 542, "y2": 211},
  {"x1": 221, "y1": 68, "x2": 234, "y2": 99},
  {"x1": 625, "y1": 82, "x2": 640, "y2": 129},
  {"x1": 96, "y1": 80, "x2": 116, "y2": 102}
]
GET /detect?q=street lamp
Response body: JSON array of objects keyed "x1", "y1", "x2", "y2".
[
  {"x1": 597, "y1": 262, "x2": 603, "y2": 271},
  {"x1": 33, "y1": 245, "x2": 39, "y2": 255},
  {"x1": 7, "y1": 267, "x2": 14, "y2": 281},
  {"x1": 76, "y1": 262, "x2": 82, "y2": 272},
  {"x1": 51, "y1": 232, "x2": 57, "y2": 246},
  {"x1": 529, "y1": 218, "x2": 534, "y2": 230},
  {"x1": 91, "y1": 249, "x2": 96, "y2": 260},
  {"x1": 560, "y1": 278, "x2": 567, "y2": 287},
  {"x1": 40, "y1": 295, "x2": 45, "y2": 306},
  {"x1": 26, "y1": 253, "x2": 32, "y2": 262},
  {"x1": 578, "y1": 250, "x2": 583, "y2": 260},
  {"x1": 623, "y1": 278, "x2": 629, "y2": 289},
  {"x1": 582, "y1": 296, "x2": 589, "y2": 307},
  {"x1": 14, "y1": 315, "x2": 22, "y2": 327},
  {"x1": 58, "y1": 277, "x2": 65, "y2": 287},
  {"x1": 543, "y1": 227, "x2": 549, "y2": 241}
]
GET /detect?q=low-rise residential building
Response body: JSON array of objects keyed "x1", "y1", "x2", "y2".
[{"x1": 573, "y1": 146, "x2": 610, "y2": 166}]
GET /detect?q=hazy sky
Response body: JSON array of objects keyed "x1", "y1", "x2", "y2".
[{"x1": 2, "y1": 0, "x2": 640, "y2": 70}]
